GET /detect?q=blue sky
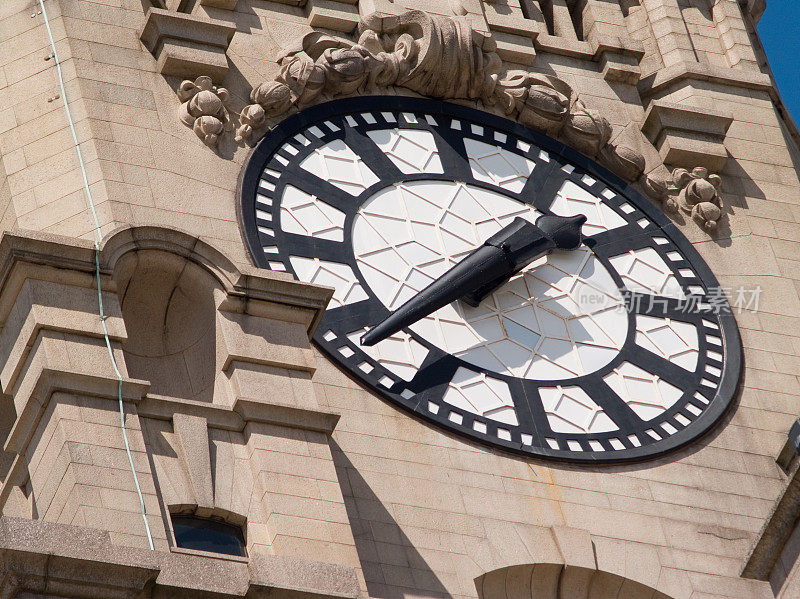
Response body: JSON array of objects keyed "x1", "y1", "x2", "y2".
[{"x1": 757, "y1": 3, "x2": 800, "y2": 122}]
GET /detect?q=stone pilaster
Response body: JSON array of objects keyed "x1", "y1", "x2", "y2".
[
  {"x1": 0, "y1": 231, "x2": 166, "y2": 550},
  {"x1": 215, "y1": 278, "x2": 363, "y2": 576},
  {"x1": 641, "y1": 0, "x2": 697, "y2": 67},
  {"x1": 712, "y1": 0, "x2": 760, "y2": 70},
  {"x1": 576, "y1": 0, "x2": 644, "y2": 83}
]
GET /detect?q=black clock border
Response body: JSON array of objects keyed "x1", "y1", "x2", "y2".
[{"x1": 238, "y1": 95, "x2": 742, "y2": 464}]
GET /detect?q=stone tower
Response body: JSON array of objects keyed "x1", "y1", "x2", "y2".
[{"x1": 0, "y1": 0, "x2": 799, "y2": 598}]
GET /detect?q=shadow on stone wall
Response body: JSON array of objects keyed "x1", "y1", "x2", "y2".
[{"x1": 330, "y1": 441, "x2": 450, "y2": 598}]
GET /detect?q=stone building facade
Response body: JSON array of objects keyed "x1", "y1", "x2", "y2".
[{"x1": 1, "y1": 0, "x2": 800, "y2": 598}]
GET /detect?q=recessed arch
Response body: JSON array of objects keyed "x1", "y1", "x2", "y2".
[
  {"x1": 101, "y1": 225, "x2": 242, "y2": 294},
  {"x1": 100, "y1": 226, "x2": 239, "y2": 403},
  {"x1": 476, "y1": 563, "x2": 676, "y2": 599}
]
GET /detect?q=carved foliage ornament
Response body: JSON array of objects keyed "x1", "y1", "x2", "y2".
[
  {"x1": 178, "y1": 76, "x2": 231, "y2": 148},
  {"x1": 233, "y1": 11, "x2": 647, "y2": 183},
  {"x1": 645, "y1": 166, "x2": 724, "y2": 232},
  {"x1": 176, "y1": 11, "x2": 725, "y2": 233}
]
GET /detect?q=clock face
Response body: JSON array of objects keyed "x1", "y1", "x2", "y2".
[{"x1": 239, "y1": 96, "x2": 741, "y2": 462}]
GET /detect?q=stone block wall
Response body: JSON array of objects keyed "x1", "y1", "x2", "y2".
[{"x1": 0, "y1": 0, "x2": 799, "y2": 598}]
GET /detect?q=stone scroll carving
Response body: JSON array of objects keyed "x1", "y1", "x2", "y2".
[
  {"x1": 645, "y1": 166, "x2": 725, "y2": 232},
  {"x1": 235, "y1": 10, "x2": 647, "y2": 183},
  {"x1": 178, "y1": 76, "x2": 231, "y2": 148}
]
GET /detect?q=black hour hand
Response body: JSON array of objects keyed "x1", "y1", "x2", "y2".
[
  {"x1": 360, "y1": 214, "x2": 586, "y2": 347},
  {"x1": 461, "y1": 272, "x2": 513, "y2": 307}
]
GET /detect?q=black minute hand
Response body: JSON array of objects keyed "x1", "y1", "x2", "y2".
[{"x1": 360, "y1": 214, "x2": 587, "y2": 347}]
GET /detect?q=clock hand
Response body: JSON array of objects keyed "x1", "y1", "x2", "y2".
[
  {"x1": 360, "y1": 213, "x2": 587, "y2": 347},
  {"x1": 461, "y1": 213, "x2": 586, "y2": 307}
]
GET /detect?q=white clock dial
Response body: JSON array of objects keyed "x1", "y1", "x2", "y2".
[
  {"x1": 351, "y1": 180, "x2": 627, "y2": 381},
  {"x1": 240, "y1": 97, "x2": 741, "y2": 462}
]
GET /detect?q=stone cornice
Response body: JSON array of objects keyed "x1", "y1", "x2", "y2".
[
  {"x1": 233, "y1": 396, "x2": 340, "y2": 433},
  {"x1": 135, "y1": 393, "x2": 341, "y2": 434},
  {"x1": 0, "y1": 516, "x2": 361, "y2": 599},
  {"x1": 642, "y1": 100, "x2": 734, "y2": 173},
  {"x1": 4, "y1": 368, "x2": 150, "y2": 455},
  {"x1": 638, "y1": 60, "x2": 775, "y2": 99},
  {"x1": 140, "y1": 8, "x2": 236, "y2": 81},
  {"x1": 0, "y1": 231, "x2": 101, "y2": 326}
]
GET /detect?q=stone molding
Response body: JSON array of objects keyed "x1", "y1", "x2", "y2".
[
  {"x1": 307, "y1": 0, "x2": 361, "y2": 33},
  {"x1": 642, "y1": 100, "x2": 733, "y2": 172},
  {"x1": 0, "y1": 232, "x2": 142, "y2": 456},
  {"x1": 0, "y1": 369, "x2": 150, "y2": 513},
  {"x1": 484, "y1": 0, "x2": 544, "y2": 40},
  {"x1": 638, "y1": 60, "x2": 775, "y2": 100},
  {"x1": 482, "y1": 0, "x2": 541, "y2": 65},
  {"x1": 143, "y1": 387, "x2": 338, "y2": 526},
  {"x1": 575, "y1": 0, "x2": 645, "y2": 84},
  {"x1": 140, "y1": 8, "x2": 236, "y2": 82},
  {"x1": 4, "y1": 368, "x2": 150, "y2": 455},
  {"x1": 0, "y1": 226, "x2": 332, "y2": 342},
  {"x1": 481, "y1": 0, "x2": 643, "y2": 82},
  {"x1": 136, "y1": 393, "x2": 341, "y2": 434},
  {"x1": 101, "y1": 225, "x2": 333, "y2": 334},
  {"x1": 0, "y1": 516, "x2": 361, "y2": 599},
  {"x1": 199, "y1": 0, "x2": 239, "y2": 9}
]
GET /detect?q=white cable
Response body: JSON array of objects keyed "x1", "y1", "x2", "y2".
[{"x1": 37, "y1": 0, "x2": 154, "y2": 550}]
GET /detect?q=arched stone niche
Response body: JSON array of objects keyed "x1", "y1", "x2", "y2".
[
  {"x1": 101, "y1": 225, "x2": 331, "y2": 410},
  {"x1": 476, "y1": 563, "x2": 675, "y2": 599},
  {"x1": 113, "y1": 249, "x2": 221, "y2": 402},
  {"x1": 102, "y1": 227, "x2": 236, "y2": 403}
]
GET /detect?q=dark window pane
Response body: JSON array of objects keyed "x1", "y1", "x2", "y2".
[{"x1": 171, "y1": 515, "x2": 246, "y2": 557}]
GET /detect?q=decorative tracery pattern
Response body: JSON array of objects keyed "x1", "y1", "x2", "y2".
[
  {"x1": 551, "y1": 180, "x2": 627, "y2": 235},
  {"x1": 442, "y1": 367, "x2": 518, "y2": 426},
  {"x1": 299, "y1": 139, "x2": 380, "y2": 195},
  {"x1": 603, "y1": 361, "x2": 684, "y2": 420},
  {"x1": 539, "y1": 385, "x2": 618, "y2": 434},
  {"x1": 280, "y1": 185, "x2": 345, "y2": 241},
  {"x1": 635, "y1": 315, "x2": 699, "y2": 372},
  {"x1": 608, "y1": 247, "x2": 686, "y2": 299},
  {"x1": 465, "y1": 138, "x2": 535, "y2": 193},
  {"x1": 288, "y1": 257, "x2": 368, "y2": 307},
  {"x1": 367, "y1": 128, "x2": 444, "y2": 174},
  {"x1": 346, "y1": 328, "x2": 428, "y2": 381}
]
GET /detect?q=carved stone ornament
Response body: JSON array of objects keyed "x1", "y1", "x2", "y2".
[
  {"x1": 233, "y1": 10, "x2": 647, "y2": 183},
  {"x1": 178, "y1": 76, "x2": 231, "y2": 148},
  {"x1": 645, "y1": 166, "x2": 725, "y2": 232}
]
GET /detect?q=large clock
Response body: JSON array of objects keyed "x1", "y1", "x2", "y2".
[{"x1": 239, "y1": 96, "x2": 741, "y2": 462}]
